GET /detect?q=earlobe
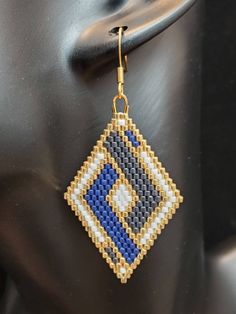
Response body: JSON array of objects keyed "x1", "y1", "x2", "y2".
[{"x1": 70, "y1": 0, "x2": 196, "y2": 69}]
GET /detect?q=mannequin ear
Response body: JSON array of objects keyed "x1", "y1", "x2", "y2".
[{"x1": 70, "y1": 0, "x2": 195, "y2": 69}]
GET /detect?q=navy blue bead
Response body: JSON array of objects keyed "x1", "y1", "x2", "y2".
[
  {"x1": 88, "y1": 200, "x2": 93, "y2": 206},
  {"x1": 102, "y1": 221, "x2": 107, "y2": 227},
  {"x1": 127, "y1": 258, "x2": 132, "y2": 264},
  {"x1": 124, "y1": 253, "x2": 129, "y2": 259},
  {"x1": 109, "y1": 231, "x2": 114, "y2": 237},
  {"x1": 120, "y1": 248, "x2": 125, "y2": 254},
  {"x1": 130, "y1": 253, "x2": 135, "y2": 260}
]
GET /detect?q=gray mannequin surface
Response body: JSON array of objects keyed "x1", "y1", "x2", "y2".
[{"x1": 0, "y1": 0, "x2": 235, "y2": 314}]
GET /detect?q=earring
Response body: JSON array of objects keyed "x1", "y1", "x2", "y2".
[{"x1": 64, "y1": 27, "x2": 183, "y2": 283}]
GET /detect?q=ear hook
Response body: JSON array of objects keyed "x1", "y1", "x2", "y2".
[
  {"x1": 118, "y1": 27, "x2": 128, "y2": 72},
  {"x1": 112, "y1": 26, "x2": 129, "y2": 114}
]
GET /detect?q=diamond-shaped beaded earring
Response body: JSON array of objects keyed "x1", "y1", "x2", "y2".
[{"x1": 64, "y1": 27, "x2": 183, "y2": 283}]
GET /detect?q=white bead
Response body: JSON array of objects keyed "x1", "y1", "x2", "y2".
[
  {"x1": 166, "y1": 201, "x2": 172, "y2": 208},
  {"x1": 140, "y1": 151, "x2": 147, "y2": 158},
  {"x1": 163, "y1": 185, "x2": 169, "y2": 192},
  {"x1": 170, "y1": 196, "x2": 176, "y2": 202},
  {"x1": 162, "y1": 206, "x2": 168, "y2": 213},
  {"x1": 99, "y1": 236, "x2": 104, "y2": 243},
  {"x1": 120, "y1": 267, "x2": 126, "y2": 274},
  {"x1": 97, "y1": 153, "x2": 104, "y2": 160},
  {"x1": 95, "y1": 231, "x2": 100, "y2": 237},
  {"x1": 152, "y1": 169, "x2": 158, "y2": 176},
  {"x1": 113, "y1": 195, "x2": 118, "y2": 202},
  {"x1": 140, "y1": 238, "x2": 146, "y2": 245},
  {"x1": 87, "y1": 168, "x2": 93, "y2": 174},
  {"x1": 118, "y1": 119, "x2": 126, "y2": 126},
  {"x1": 151, "y1": 222, "x2": 157, "y2": 229},
  {"x1": 149, "y1": 163, "x2": 154, "y2": 170},
  {"x1": 74, "y1": 188, "x2": 80, "y2": 194},
  {"x1": 90, "y1": 163, "x2": 97, "y2": 170},
  {"x1": 74, "y1": 199, "x2": 80, "y2": 206},
  {"x1": 84, "y1": 173, "x2": 90, "y2": 180},
  {"x1": 91, "y1": 226, "x2": 96, "y2": 232},
  {"x1": 166, "y1": 190, "x2": 173, "y2": 197},
  {"x1": 158, "y1": 213, "x2": 165, "y2": 219},
  {"x1": 148, "y1": 228, "x2": 153, "y2": 234},
  {"x1": 81, "y1": 178, "x2": 87, "y2": 185},
  {"x1": 78, "y1": 205, "x2": 84, "y2": 212},
  {"x1": 155, "y1": 217, "x2": 161, "y2": 223},
  {"x1": 71, "y1": 194, "x2": 77, "y2": 200},
  {"x1": 93, "y1": 158, "x2": 99, "y2": 164}
]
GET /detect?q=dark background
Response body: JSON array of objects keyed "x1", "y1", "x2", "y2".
[{"x1": 202, "y1": 0, "x2": 236, "y2": 249}]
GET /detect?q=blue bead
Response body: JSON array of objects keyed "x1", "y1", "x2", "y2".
[
  {"x1": 101, "y1": 190, "x2": 107, "y2": 196},
  {"x1": 109, "y1": 231, "x2": 114, "y2": 237},
  {"x1": 106, "y1": 185, "x2": 110, "y2": 190},
  {"x1": 129, "y1": 134, "x2": 135, "y2": 141},
  {"x1": 99, "y1": 196, "x2": 104, "y2": 202},
  {"x1": 126, "y1": 238, "x2": 132, "y2": 245},
  {"x1": 130, "y1": 243, "x2": 135, "y2": 250},
  {"x1": 106, "y1": 226, "x2": 111, "y2": 233},
  {"x1": 92, "y1": 195, "x2": 97, "y2": 201},
  {"x1": 95, "y1": 210, "x2": 100, "y2": 216},
  {"x1": 130, "y1": 253, "x2": 135, "y2": 260},
  {"x1": 102, "y1": 221, "x2": 107, "y2": 227},
  {"x1": 102, "y1": 180, "x2": 106, "y2": 185},
  {"x1": 102, "y1": 211, "x2": 107, "y2": 216},
  {"x1": 88, "y1": 190, "x2": 93, "y2": 196},
  {"x1": 84, "y1": 194, "x2": 90, "y2": 201},
  {"x1": 92, "y1": 206, "x2": 97, "y2": 212},
  {"x1": 105, "y1": 174, "x2": 110, "y2": 180},
  {"x1": 124, "y1": 253, "x2": 129, "y2": 259},
  {"x1": 134, "y1": 248, "x2": 139, "y2": 255},
  {"x1": 117, "y1": 242, "x2": 121, "y2": 249},
  {"x1": 109, "y1": 221, "x2": 114, "y2": 227},
  {"x1": 127, "y1": 258, "x2": 132, "y2": 264},
  {"x1": 120, "y1": 237, "x2": 124, "y2": 243},
  {"x1": 101, "y1": 200, "x2": 107, "y2": 206},
  {"x1": 95, "y1": 200, "x2": 100, "y2": 206},
  {"x1": 127, "y1": 248, "x2": 131, "y2": 254},
  {"x1": 103, "y1": 168, "x2": 107, "y2": 175},
  {"x1": 95, "y1": 190, "x2": 100, "y2": 196},
  {"x1": 120, "y1": 247, "x2": 125, "y2": 254},
  {"x1": 125, "y1": 130, "x2": 132, "y2": 137},
  {"x1": 98, "y1": 185, "x2": 103, "y2": 190},
  {"x1": 88, "y1": 200, "x2": 93, "y2": 206},
  {"x1": 113, "y1": 236, "x2": 118, "y2": 242},
  {"x1": 109, "y1": 168, "x2": 115, "y2": 175},
  {"x1": 105, "y1": 164, "x2": 111, "y2": 169}
]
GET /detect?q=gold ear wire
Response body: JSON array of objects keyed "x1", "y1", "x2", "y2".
[
  {"x1": 118, "y1": 27, "x2": 128, "y2": 72},
  {"x1": 113, "y1": 27, "x2": 129, "y2": 114}
]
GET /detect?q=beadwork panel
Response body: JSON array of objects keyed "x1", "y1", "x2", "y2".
[{"x1": 64, "y1": 112, "x2": 183, "y2": 283}]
